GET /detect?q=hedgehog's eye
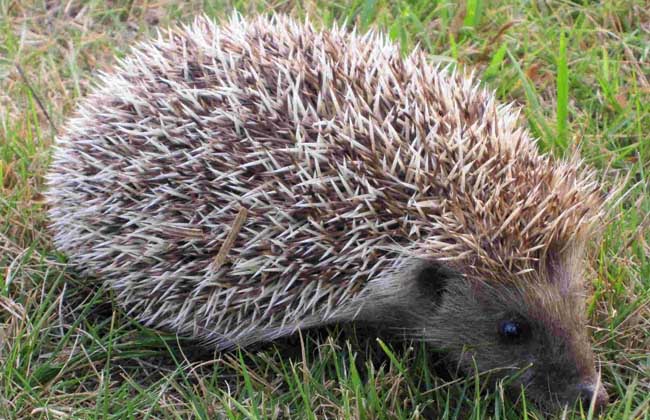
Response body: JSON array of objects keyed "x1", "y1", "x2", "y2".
[{"x1": 498, "y1": 319, "x2": 529, "y2": 343}]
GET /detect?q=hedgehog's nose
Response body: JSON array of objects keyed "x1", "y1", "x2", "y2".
[{"x1": 576, "y1": 382, "x2": 608, "y2": 412}]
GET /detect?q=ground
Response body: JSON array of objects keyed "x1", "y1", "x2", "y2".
[{"x1": 1, "y1": 0, "x2": 649, "y2": 419}]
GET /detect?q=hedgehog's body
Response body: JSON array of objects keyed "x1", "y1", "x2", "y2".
[{"x1": 47, "y1": 14, "x2": 608, "y2": 410}]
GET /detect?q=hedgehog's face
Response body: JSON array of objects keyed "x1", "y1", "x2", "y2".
[{"x1": 425, "y1": 271, "x2": 608, "y2": 412}]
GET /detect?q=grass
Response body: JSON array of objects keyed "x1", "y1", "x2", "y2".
[{"x1": 1, "y1": 0, "x2": 649, "y2": 418}]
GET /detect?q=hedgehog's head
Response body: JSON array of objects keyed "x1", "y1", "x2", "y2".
[{"x1": 395, "y1": 247, "x2": 608, "y2": 413}]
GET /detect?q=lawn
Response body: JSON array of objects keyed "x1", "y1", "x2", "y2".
[{"x1": 1, "y1": 0, "x2": 649, "y2": 418}]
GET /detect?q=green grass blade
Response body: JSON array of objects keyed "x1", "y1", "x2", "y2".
[{"x1": 556, "y1": 30, "x2": 569, "y2": 152}]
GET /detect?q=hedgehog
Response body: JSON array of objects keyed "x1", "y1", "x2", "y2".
[{"x1": 46, "y1": 13, "x2": 610, "y2": 411}]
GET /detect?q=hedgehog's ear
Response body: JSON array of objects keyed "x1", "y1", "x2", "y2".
[
  {"x1": 545, "y1": 250, "x2": 568, "y2": 292},
  {"x1": 414, "y1": 263, "x2": 455, "y2": 306},
  {"x1": 545, "y1": 245, "x2": 585, "y2": 295}
]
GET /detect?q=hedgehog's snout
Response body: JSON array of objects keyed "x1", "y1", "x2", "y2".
[{"x1": 574, "y1": 381, "x2": 608, "y2": 412}]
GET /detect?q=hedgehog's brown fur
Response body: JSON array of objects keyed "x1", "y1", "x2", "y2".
[{"x1": 46, "y1": 14, "x2": 609, "y2": 410}]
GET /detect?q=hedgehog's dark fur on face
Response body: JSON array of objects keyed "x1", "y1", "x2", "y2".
[{"x1": 46, "y1": 14, "x2": 609, "y2": 411}]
